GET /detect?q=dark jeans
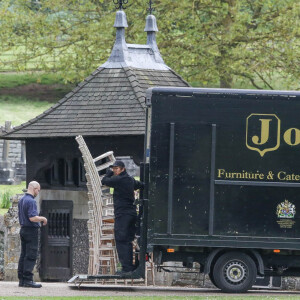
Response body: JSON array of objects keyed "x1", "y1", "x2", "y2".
[
  {"x1": 114, "y1": 214, "x2": 136, "y2": 272},
  {"x1": 18, "y1": 227, "x2": 39, "y2": 281}
]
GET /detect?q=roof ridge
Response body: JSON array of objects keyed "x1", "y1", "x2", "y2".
[
  {"x1": 0, "y1": 68, "x2": 105, "y2": 139},
  {"x1": 123, "y1": 67, "x2": 146, "y2": 112},
  {"x1": 168, "y1": 68, "x2": 191, "y2": 87}
]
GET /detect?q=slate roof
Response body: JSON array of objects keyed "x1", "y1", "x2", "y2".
[{"x1": 0, "y1": 12, "x2": 189, "y2": 140}]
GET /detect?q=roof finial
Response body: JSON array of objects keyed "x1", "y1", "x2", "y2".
[
  {"x1": 144, "y1": 0, "x2": 158, "y2": 33},
  {"x1": 113, "y1": 0, "x2": 128, "y2": 10},
  {"x1": 147, "y1": 0, "x2": 155, "y2": 15},
  {"x1": 101, "y1": 1, "x2": 129, "y2": 67},
  {"x1": 144, "y1": 0, "x2": 164, "y2": 64}
]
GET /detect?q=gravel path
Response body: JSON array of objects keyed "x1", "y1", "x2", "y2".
[
  {"x1": 1, "y1": 281, "x2": 300, "y2": 297},
  {"x1": 0, "y1": 281, "x2": 219, "y2": 297}
]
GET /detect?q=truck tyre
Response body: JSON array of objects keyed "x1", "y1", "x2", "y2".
[
  {"x1": 208, "y1": 273, "x2": 219, "y2": 288},
  {"x1": 213, "y1": 252, "x2": 257, "y2": 293}
]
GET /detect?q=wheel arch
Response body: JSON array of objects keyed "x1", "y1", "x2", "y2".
[
  {"x1": 204, "y1": 248, "x2": 227, "y2": 275},
  {"x1": 246, "y1": 249, "x2": 264, "y2": 276}
]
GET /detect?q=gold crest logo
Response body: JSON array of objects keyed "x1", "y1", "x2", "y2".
[
  {"x1": 246, "y1": 114, "x2": 281, "y2": 157},
  {"x1": 276, "y1": 200, "x2": 296, "y2": 219}
]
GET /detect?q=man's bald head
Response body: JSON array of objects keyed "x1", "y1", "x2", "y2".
[
  {"x1": 28, "y1": 181, "x2": 40, "y2": 189},
  {"x1": 27, "y1": 181, "x2": 41, "y2": 197}
]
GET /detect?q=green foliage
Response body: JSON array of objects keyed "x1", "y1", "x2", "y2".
[
  {"x1": 0, "y1": 191, "x2": 12, "y2": 209},
  {"x1": 0, "y1": 0, "x2": 299, "y2": 89},
  {"x1": 0, "y1": 95, "x2": 52, "y2": 126},
  {"x1": 0, "y1": 181, "x2": 26, "y2": 210},
  {"x1": 155, "y1": 0, "x2": 300, "y2": 89}
]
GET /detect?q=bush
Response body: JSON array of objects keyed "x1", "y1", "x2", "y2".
[{"x1": 0, "y1": 191, "x2": 12, "y2": 209}]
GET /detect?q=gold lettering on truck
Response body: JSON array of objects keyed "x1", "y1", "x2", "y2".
[
  {"x1": 251, "y1": 118, "x2": 272, "y2": 145},
  {"x1": 283, "y1": 128, "x2": 300, "y2": 146},
  {"x1": 246, "y1": 114, "x2": 281, "y2": 157}
]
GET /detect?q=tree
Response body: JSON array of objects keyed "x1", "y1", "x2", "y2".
[
  {"x1": 0, "y1": 0, "x2": 116, "y2": 81},
  {"x1": 0, "y1": 0, "x2": 299, "y2": 89},
  {"x1": 154, "y1": 0, "x2": 300, "y2": 89}
]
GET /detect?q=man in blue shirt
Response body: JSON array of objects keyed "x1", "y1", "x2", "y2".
[{"x1": 18, "y1": 181, "x2": 47, "y2": 288}]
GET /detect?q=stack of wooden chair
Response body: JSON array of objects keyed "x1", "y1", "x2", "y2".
[{"x1": 76, "y1": 135, "x2": 118, "y2": 275}]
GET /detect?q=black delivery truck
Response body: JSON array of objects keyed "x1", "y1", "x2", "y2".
[{"x1": 139, "y1": 87, "x2": 300, "y2": 293}]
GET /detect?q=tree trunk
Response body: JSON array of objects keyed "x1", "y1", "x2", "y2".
[{"x1": 218, "y1": 0, "x2": 236, "y2": 88}]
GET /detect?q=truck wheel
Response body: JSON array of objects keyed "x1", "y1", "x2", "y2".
[{"x1": 213, "y1": 252, "x2": 257, "y2": 293}]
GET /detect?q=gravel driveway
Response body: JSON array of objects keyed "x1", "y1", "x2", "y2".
[
  {"x1": 1, "y1": 281, "x2": 300, "y2": 297},
  {"x1": 0, "y1": 281, "x2": 219, "y2": 297}
]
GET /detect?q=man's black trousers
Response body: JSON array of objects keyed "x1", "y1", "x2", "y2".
[
  {"x1": 114, "y1": 214, "x2": 136, "y2": 272},
  {"x1": 18, "y1": 227, "x2": 39, "y2": 281}
]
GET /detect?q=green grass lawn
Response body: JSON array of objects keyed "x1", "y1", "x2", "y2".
[
  {"x1": 0, "y1": 46, "x2": 62, "y2": 73},
  {"x1": 0, "y1": 45, "x2": 76, "y2": 74},
  {"x1": 0, "y1": 181, "x2": 26, "y2": 195},
  {"x1": 0, "y1": 95, "x2": 52, "y2": 127},
  {"x1": 0, "y1": 208, "x2": 9, "y2": 215},
  {"x1": 0, "y1": 73, "x2": 66, "y2": 89}
]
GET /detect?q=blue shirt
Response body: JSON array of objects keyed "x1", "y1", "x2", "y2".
[{"x1": 18, "y1": 193, "x2": 40, "y2": 228}]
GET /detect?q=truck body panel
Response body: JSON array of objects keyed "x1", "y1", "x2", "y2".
[{"x1": 145, "y1": 87, "x2": 300, "y2": 250}]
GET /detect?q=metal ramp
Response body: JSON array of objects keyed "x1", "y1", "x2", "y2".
[
  {"x1": 68, "y1": 273, "x2": 143, "y2": 288},
  {"x1": 68, "y1": 256, "x2": 155, "y2": 287},
  {"x1": 75, "y1": 135, "x2": 117, "y2": 275}
]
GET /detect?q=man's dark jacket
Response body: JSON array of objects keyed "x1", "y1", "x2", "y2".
[{"x1": 101, "y1": 170, "x2": 143, "y2": 217}]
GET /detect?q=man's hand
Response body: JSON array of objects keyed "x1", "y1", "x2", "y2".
[
  {"x1": 29, "y1": 216, "x2": 48, "y2": 225},
  {"x1": 106, "y1": 169, "x2": 114, "y2": 177},
  {"x1": 41, "y1": 216, "x2": 48, "y2": 226}
]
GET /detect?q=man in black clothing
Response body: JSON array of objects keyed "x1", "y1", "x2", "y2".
[
  {"x1": 101, "y1": 160, "x2": 143, "y2": 274},
  {"x1": 18, "y1": 181, "x2": 47, "y2": 288}
]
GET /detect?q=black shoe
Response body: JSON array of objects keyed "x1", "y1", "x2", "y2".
[
  {"x1": 18, "y1": 280, "x2": 24, "y2": 287},
  {"x1": 23, "y1": 280, "x2": 42, "y2": 288},
  {"x1": 115, "y1": 270, "x2": 133, "y2": 277},
  {"x1": 115, "y1": 270, "x2": 122, "y2": 276}
]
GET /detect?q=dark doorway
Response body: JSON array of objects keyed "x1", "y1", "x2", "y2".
[{"x1": 40, "y1": 200, "x2": 73, "y2": 281}]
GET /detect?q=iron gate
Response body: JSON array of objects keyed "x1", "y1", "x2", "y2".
[{"x1": 41, "y1": 200, "x2": 73, "y2": 281}]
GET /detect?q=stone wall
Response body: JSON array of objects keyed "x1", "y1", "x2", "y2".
[
  {"x1": 282, "y1": 277, "x2": 300, "y2": 290},
  {"x1": 0, "y1": 140, "x2": 22, "y2": 168},
  {"x1": 3, "y1": 194, "x2": 22, "y2": 281},
  {"x1": 153, "y1": 262, "x2": 214, "y2": 288},
  {"x1": 0, "y1": 215, "x2": 4, "y2": 280},
  {"x1": 72, "y1": 219, "x2": 89, "y2": 275},
  {"x1": 0, "y1": 122, "x2": 26, "y2": 183},
  {"x1": 2, "y1": 194, "x2": 40, "y2": 282}
]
